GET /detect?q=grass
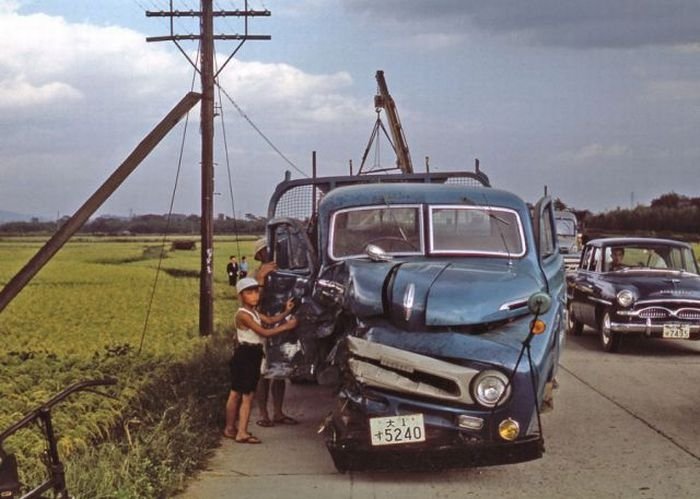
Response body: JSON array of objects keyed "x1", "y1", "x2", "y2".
[{"x1": 0, "y1": 235, "x2": 260, "y2": 497}]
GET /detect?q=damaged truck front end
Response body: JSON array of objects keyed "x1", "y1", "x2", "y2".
[{"x1": 262, "y1": 171, "x2": 565, "y2": 472}]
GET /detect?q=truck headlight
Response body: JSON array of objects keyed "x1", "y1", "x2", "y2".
[
  {"x1": 472, "y1": 370, "x2": 511, "y2": 408},
  {"x1": 616, "y1": 289, "x2": 635, "y2": 308}
]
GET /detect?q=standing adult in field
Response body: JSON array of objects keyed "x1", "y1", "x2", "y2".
[
  {"x1": 226, "y1": 255, "x2": 239, "y2": 287},
  {"x1": 224, "y1": 278, "x2": 297, "y2": 444},
  {"x1": 252, "y1": 238, "x2": 299, "y2": 428},
  {"x1": 239, "y1": 256, "x2": 249, "y2": 279}
]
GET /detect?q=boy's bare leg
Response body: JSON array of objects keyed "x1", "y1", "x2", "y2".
[
  {"x1": 224, "y1": 390, "x2": 240, "y2": 436},
  {"x1": 237, "y1": 393, "x2": 255, "y2": 439}
]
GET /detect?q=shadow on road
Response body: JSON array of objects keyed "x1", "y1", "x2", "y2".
[{"x1": 566, "y1": 328, "x2": 700, "y2": 357}]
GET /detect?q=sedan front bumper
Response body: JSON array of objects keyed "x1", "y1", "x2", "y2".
[{"x1": 609, "y1": 320, "x2": 700, "y2": 337}]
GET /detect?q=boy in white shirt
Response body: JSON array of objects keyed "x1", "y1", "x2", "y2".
[{"x1": 224, "y1": 278, "x2": 296, "y2": 443}]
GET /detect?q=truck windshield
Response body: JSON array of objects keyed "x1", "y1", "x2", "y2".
[
  {"x1": 329, "y1": 204, "x2": 526, "y2": 259},
  {"x1": 429, "y1": 206, "x2": 525, "y2": 256},
  {"x1": 555, "y1": 219, "x2": 576, "y2": 236},
  {"x1": 330, "y1": 205, "x2": 423, "y2": 258}
]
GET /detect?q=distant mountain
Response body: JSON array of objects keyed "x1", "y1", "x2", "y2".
[{"x1": 0, "y1": 210, "x2": 34, "y2": 222}]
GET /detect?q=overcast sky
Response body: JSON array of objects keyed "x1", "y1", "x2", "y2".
[{"x1": 1, "y1": 0, "x2": 700, "y2": 220}]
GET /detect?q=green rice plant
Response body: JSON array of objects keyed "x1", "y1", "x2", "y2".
[{"x1": 0, "y1": 235, "x2": 260, "y2": 497}]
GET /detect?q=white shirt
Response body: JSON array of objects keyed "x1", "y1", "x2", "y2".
[{"x1": 235, "y1": 308, "x2": 264, "y2": 345}]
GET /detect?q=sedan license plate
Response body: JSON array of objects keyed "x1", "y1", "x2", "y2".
[
  {"x1": 369, "y1": 414, "x2": 426, "y2": 447},
  {"x1": 662, "y1": 323, "x2": 690, "y2": 339}
]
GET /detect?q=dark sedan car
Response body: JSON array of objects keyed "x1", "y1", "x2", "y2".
[{"x1": 567, "y1": 237, "x2": 700, "y2": 352}]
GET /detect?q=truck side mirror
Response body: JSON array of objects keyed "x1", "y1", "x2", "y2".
[
  {"x1": 365, "y1": 244, "x2": 393, "y2": 262},
  {"x1": 528, "y1": 291, "x2": 551, "y2": 315}
]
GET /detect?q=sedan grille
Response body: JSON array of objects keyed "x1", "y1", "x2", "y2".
[
  {"x1": 635, "y1": 306, "x2": 700, "y2": 320},
  {"x1": 638, "y1": 308, "x2": 670, "y2": 319},
  {"x1": 677, "y1": 309, "x2": 700, "y2": 320}
]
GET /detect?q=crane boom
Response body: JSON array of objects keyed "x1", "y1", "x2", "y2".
[{"x1": 374, "y1": 70, "x2": 413, "y2": 174}]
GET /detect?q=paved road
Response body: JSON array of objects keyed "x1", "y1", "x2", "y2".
[{"x1": 181, "y1": 332, "x2": 700, "y2": 498}]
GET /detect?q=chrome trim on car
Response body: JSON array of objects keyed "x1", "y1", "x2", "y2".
[
  {"x1": 609, "y1": 321, "x2": 700, "y2": 335},
  {"x1": 635, "y1": 298, "x2": 700, "y2": 306},
  {"x1": 617, "y1": 306, "x2": 700, "y2": 320},
  {"x1": 499, "y1": 297, "x2": 529, "y2": 311},
  {"x1": 346, "y1": 336, "x2": 479, "y2": 405},
  {"x1": 403, "y1": 283, "x2": 416, "y2": 321},
  {"x1": 589, "y1": 297, "x2": 612, "y2": 306}
]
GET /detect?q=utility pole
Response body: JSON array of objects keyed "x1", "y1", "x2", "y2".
[{"x1": 146, "y1": 1, "x2": 270, "y2": 336}]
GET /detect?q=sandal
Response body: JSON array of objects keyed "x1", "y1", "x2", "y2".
[
  {"x1": 272, "y1": 415, "x2": 298, "y2": 425},
  {"x1": 256, "y1": 419, "x2": 274, "y2": 427},
  {"x1": 235, "y1": 435, "x2": 262, "y2": 444}
]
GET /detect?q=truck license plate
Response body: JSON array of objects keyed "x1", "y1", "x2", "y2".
[
  {"x1": 369, "y1": 414, "x2": 426, "y2": 446},
  {"x1": 662, "y1": 323, "x2": 690, "y2": 339}
]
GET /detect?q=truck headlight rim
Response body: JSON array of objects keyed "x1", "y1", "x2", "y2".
[{"x1": 471, "y1": 370, "x2": 511, "y2": 408}]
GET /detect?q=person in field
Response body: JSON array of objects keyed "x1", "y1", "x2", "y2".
[
  {"x1": 238, "y1": 256, "x2": 249, "y2": 279},
  {"x1": 224, "y1": 278, "x2": 297, "y2": 444},
  {"x1": 226, "y1": 255, "x2": 239, "y2": 287}
]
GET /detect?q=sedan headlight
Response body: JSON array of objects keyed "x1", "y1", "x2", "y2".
[
  {"x1": 472, "y1": 370, "x2": 511, "y2": 408},
  {"x1": 616, "y1": 289, "x2": 635, "y2": 308}
]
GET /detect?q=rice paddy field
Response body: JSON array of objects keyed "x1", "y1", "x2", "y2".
[{"x1": 0, "y1": 235, "x2": 258, "y2": 497}]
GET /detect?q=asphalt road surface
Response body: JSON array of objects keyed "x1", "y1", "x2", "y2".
[{"x1": 181, "y1": 331, "x2": 700, "y2": 498}]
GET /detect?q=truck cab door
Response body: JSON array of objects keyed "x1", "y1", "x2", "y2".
[
  {"x1": 259, "y1": 217, "x2": 318, "y2": 379},
  {"x1": 533, "y1": 197, "x2": 566, "y2": 358},
  {"x1": 533, "y1": 196, "x2": 564, "y2": 294},
  {"x1": 260, "y1": 217, "x2": 317, "y2": 312}
]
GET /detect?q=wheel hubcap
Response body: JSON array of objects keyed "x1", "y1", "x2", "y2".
[
  {"x1": 567, "y1": 306, "x2": 575, "y2": 329},
  {"x1": 602, "y1": 314, "x2": 611, "y2": 344}
]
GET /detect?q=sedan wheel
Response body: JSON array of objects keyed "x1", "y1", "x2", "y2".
[
  {"x1": 599, "y1": 311, "x2": 621, "y2": 353},
  {"x1": 567, "y1": 303, "x2": 583, "y2": 336}
]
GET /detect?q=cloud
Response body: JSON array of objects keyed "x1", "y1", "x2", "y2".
[
  {"x1": 219, "y1": 62, "x2": 364, "y2": 125},
  {"x1": 342, "y1": 0, "x2": 700, "y2": 49},
  {"x1": 644, "y1": 79, "x2": 700, "y2": 101},
  {"x1": 0, "y1": 76, "x2": 82, "y2": 108},
  {"x1": 0, "y1": 4, "x2": 367, "y2": 216},
  {"x1": 556, "y1": 143, "x2": 629, "y2": 163}
]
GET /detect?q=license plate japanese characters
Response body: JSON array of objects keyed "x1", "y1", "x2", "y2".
[
  {"x1": 662, "y1": 323, "x2": 690, "y2": 339},
  {"x1": 369, "y1": 414, "x2": 426, "y2": 446}
]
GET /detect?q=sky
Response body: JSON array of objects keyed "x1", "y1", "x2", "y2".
[{"x1": 1, "y1": 0, "x2": 700, "y2": 220}]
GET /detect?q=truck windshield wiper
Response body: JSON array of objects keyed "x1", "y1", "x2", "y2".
[{"x1": 380, "y1": 196, "x2": 419, "y2": 251}]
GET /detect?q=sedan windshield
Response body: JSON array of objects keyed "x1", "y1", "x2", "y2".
[{"x1": 604, "y1": 244, "x2": 699, "y2": 273}]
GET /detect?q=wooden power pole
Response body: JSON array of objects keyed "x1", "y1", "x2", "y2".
[{"x1": 146, "y1": 1, "x2": 270, "y2": 336}]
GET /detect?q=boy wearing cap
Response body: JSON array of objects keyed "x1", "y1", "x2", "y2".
[{"x1": 224, "y1": 277, "x2": 297, "y2": 444}]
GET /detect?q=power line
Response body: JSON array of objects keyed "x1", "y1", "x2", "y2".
[
  {"x1": 139, "y1": 49, "x2": 200, "y2": 354},
  {"x1": 216, "y1": 83, "x2": 308, "y2": 178}
]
